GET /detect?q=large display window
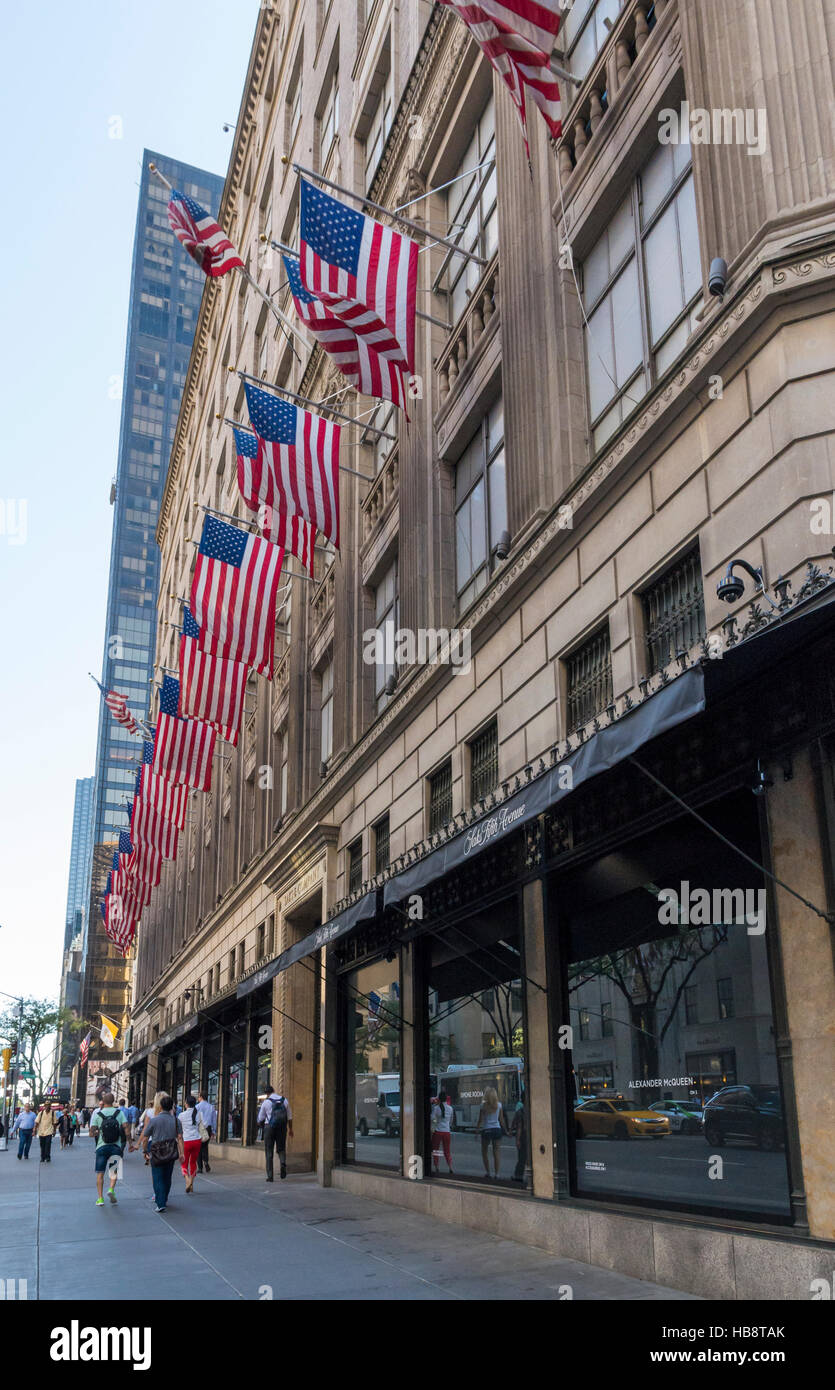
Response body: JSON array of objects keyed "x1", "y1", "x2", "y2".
[
  {"x1": 558, "y1": 792, "x2": 792, "y2": 1220},
  {"x1": 343, "y1": 957, "x2": 401, "y2": 1168},
  {"x1": 425, "y1": 897, "x2": 529, "y2": 1187}
]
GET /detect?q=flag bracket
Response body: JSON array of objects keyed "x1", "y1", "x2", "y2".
[
  {"x1": 232, "y1": 368, "x2": 396, "y2": 442},
  {"x1": 264, "y1": 237, "x2": 451, "y2": 330},
  {"x1": 220, "y1": 414, "x2": 375, "y2": 480}
]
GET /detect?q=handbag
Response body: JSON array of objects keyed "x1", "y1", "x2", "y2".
[{"x1": 149, "y1": 1116, "x2": 179, "y2": 1167}]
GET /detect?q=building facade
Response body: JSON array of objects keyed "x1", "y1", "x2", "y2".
[
  {"x1": 128, "y1": 0, "x2": 835, "y2": 1298},
  {"x1": 79, "y1": 151, "x2": 225, "y2": 1066},
  {"x1": 63, "y1": 776, "x2": 94, "y2": 954}
]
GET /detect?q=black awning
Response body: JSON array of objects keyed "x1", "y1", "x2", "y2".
[
  {"x1": 237, "y1": 888, "x2": 378, "y2": 997},
  {"x1": 383, "y1": 666, "x2": 706, "y2": 906}
]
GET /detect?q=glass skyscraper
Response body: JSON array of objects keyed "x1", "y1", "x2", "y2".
[
  {"x1": 79, "y1": 150, "x2": 225, "y2": 1056},
  {"x1": 63, "y1": 776, "x2": 95, "y2": 953}
]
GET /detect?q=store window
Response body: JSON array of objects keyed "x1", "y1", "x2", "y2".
[
  {"x1": 226, "y1": 1041, "x2": 246, "y2": 1142},
  {"x1": 582, "y1": 139, "x2": 700, "y2": 451},
  {"x1": 343, "y1": 957, "x2": 402, "y2": 1168},
  {"x1": 560, "y1": 791, "x2": 792, "y2": 1219},
  {"x1": 425, "y1": 898, "x2": 528, "y2": 1186}
]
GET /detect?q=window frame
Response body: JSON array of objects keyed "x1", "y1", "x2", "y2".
[{"x1": 454, "y1": 397, "x2": 506, "y2": 614}]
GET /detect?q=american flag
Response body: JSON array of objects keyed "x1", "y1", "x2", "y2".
[
  {"x1": 298, "y1": 181, "x2": 418, "y2": 408},
  {"x1": 284, "y1": 255, "x2": 410, "y2": 411},
  {"x1": 153, "y1": 675, "x2": 216, "y2": 791},
  {"x1": 191, "y1": 517, "x2": 284, "y2": 677},
  {"x1": 79, "y1": 1031, "x2": 92, "y2": 1067},
  {"x1": 167, "y1": 190, "x2": 244, "y2": 278},
  {"x1": 179, "y1": 607, "x2": 247, "y2": 746},
  {"x1": 439, "y1": 1, "x2": 562, "y2": 154},
  {"x1": 126, "y1": 842, "x2": 161, "y2": 891},
  {"x1": 131, "y1": 797, "x2": 179, "y2": 860},
  {"x1": 106, "y1": 895, "x2": 138, "y2": 954},
  {"x1": 244, "y1": 384, "x2": 341, "y2": 548},
  {"x1": 136, "y1": 764, "x2": 188, "y2": 831},
  {"x1": 100, "y1": 684, "x2": 138, "y2": 735},
  {"x1": 234, "y1": 428, "x2": 316, "y2": 575}
]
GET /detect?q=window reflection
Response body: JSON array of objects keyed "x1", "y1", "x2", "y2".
[{"x1": 344, "y1": 958, "x2": 401, "y2": 1168}]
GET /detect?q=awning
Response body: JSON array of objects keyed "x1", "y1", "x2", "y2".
[
  {"x1": 384, "y1": 667, "x2": 707, "y2": 906},
  {"x1": 236, "y1": 888, "x2": 378, "y2": 998}
]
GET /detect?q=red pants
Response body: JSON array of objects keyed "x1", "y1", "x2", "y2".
[
  {"x1": 182, "y1": 1139, "x2": 201, "y2": 1177},
  {"x1": 432, "y1": 1132, "x2": 452, "y2": 1169}
]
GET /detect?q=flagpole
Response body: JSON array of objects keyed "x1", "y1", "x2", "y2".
[
  {"x1": 264, "y1": 238, "x2": 451, "y2": 331},
  {"x1": 219, "y1": 415, "x2": 374, "y2": 481},
  {"x1": 283, "y1": 158, "x2": 488, "y2": 265},
  {"x1": 148, "y1": 162, "x2": 304, "y2": 362},
  {"x1": 230, "y1": 368, "x2": 397, "y2": 441}
]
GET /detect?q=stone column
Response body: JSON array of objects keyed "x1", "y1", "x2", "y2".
[
  {"x1": 521, "y1": 874, "x2": 556, "y2": 1198},
  {"x1": 399, "y1": 944, "x2": 418, "y2": 1178},
  {"x1": 764, "y1": 745, "x2": 835, "y2": 1239}
]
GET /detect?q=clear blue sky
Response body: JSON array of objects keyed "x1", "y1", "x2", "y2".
[{"x1": 0, "y1": 3, "x2": 259, "y2": 1007}]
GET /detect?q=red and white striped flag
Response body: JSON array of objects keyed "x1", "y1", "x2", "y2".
[
  {"x1": 137, "y1": 765, "x2": 188, "y2": 832},
  {"x1": 439, "y1": 0, "x2": 562, "y2": 154},
  {"x1": 179, "y1": 608, "x2": 247, "y2": 746},
  {"x1": 244, "y1": 385, "x2": 341, "y2": 548},
  {"x1": 167, "y1": 190, "x2": 244, "y2": 278},
  {"x1": 99, "y1": 684, "x2": 138, "y2": 735},
  {"x1": 153, "y1": 677, "x2": 216, "y2": 793},
  {"x1": 131, "y1": 798, "x2": 179, "y2": 861},
  {"x1": 126, "y1": 841, "x2": 162, "y2": 890},
  {"x1": 234, "y1": 428, "x2": 316, "y2": 576},
  {"x1": 191, "y1": 518, "x2": 284, "y2": 677}
]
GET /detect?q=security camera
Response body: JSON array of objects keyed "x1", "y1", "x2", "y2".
[
  {"x1": 320, "y1": 760, "x2": 328, "y2": 779},
  {"x1": 384, "y1": 673, "x2": 397, "y2": 697},
  {"x1": 752, "y1": 760, "x2": 773, "y2": 797},
  {"x1": 495, "y1": 529, "x2": 512, "y2": 562},
  {"x1": 716, "y1": 570, "x2": 746, "y2": 604},
  {"x1": 708, "y1": 257, "x2": 728, "y2": 299}
]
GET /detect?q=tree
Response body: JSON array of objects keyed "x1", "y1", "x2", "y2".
[
  {"x1": 0, "y1": 997, "x2": 71, "y2": 1103},
  {"x1": 481, "y1": 983, "x2": 524, "y2": 1059}
]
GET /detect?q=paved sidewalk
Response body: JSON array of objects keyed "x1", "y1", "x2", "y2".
[{"x1": 0, "y1": 1137, "x2": 698, "y2": 1301}]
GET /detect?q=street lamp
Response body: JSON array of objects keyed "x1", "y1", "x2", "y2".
[{"x1": 0, "y1": 990, "x2": 25, "y2": 1154}]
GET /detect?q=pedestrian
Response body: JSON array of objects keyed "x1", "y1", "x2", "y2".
[
  {"x1": 430, "y1": 1090, "x2": 455, "y2": 1175},
  {"x1": 58, "y1": 1108, "x2": 74, "y2": 1149},
  {"x1": 132, "y1": 1092, "x2": 166, "y2": 1203},
  {"x1": 11, "y1": 1102, "x2": 36, "y2": 1160},
  {"x1": 196, "y1": 1091, "x2": 216, "y2": 1173},
  {"x1": 476, "y1": 1086, "x2": 509, "y2": 1179},
  {"x1": 128, "y1": 1101, "x2": 139, "y2": 1137},
  {"x1": 142, "y1": 1093, "x2": 183, "y2": 1213},
  {"x1": 74, "y1": 1104, "x2": 85, "y2": 1135},
  {"x1": 178, "y1": 1094, "x2": 205, "y2": 1194},
  {"x1": 82, "y1": 1106, "x2": 90, "y2": 1128},
  {"x1": 257, "y1": 1083, "x2": 293, "y2": 1182},
  {"x1": 89, "y1": 1092, "x2": 129, "y2": 1207},
  {"x1": 510, "y1": 1094, "x2": 526, "y2": 1184},
  {"x1": 35, "y1": 1101, "x2": 58, "y2": 1162}
]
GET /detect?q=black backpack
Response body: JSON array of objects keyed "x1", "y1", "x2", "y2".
[
  {"x1": 99, "y1": 1109, "x2": 121, "y2": 1144},
  {"x1": 268, "y1": 1097, "x2": 287, "y2": 1130}
]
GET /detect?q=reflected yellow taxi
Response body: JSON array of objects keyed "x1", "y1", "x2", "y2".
[{"x1": 574, "y1": 1097, "x2": 671, "y2": 1140}]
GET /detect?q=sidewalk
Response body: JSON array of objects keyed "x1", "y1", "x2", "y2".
[{"x1": 0, "y1": 1137, "x2": 699, "y2": 1301}]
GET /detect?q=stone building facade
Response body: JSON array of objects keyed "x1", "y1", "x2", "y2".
[{"x1": 128, "y1": 0, "x2": 835, "y2": 1298}]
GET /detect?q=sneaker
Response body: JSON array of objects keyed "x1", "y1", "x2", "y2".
[
  {"x1": 107, "y1": 1188, "x2": 117, "y2": 1204},
  {"x1": 155, "y1": 1205, "x2": 166, "y2": 1213},
  {"x1": 205, "y1": 1165, "x2": 211, "y2": 1172},
  {"x1": 17, "y1": 1155, "x2": 21, "y2": 1161},
  {"x1": 280, "y1": 1166, "x2": 287, "y2": 1179},
  {"x1": 265, "y1": 1176, "x2": 273, "y2": 1182},
  {"x1": 96, "y1": 1198, "x2": 105, "y2": 1206}
]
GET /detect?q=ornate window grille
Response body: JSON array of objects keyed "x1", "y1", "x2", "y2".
[
  {"x1": 470, "y1": 721, "x2": 498, "y2": 803},
  {"x1": 348, "y1": 839, "x2": 363, "y2": 894},
  {"x1": 374, "y1": 815, "x2": 390, "y2": 874},
  {"x1": 642, "y1": 546, "x2": 706, "y2": 675},
  {"x1": 566, "y1": 626, "x2": 613, "y2": 730},
  {"x1": 428, "y1": 761, "x2": 452, "y2": 833}
]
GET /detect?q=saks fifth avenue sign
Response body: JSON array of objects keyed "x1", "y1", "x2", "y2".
[{"x1": 463, "y1": 802, "x2": 526, "y2": 855}]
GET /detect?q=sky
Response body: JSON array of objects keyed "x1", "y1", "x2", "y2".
[{"x1": 0, "y1": 2, "x2": 260, "y2": 1008}]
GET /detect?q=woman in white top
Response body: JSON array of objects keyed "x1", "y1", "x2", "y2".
[
  {"x1": 431, "y1": 1091, "x2": 455, "y2": 1174},
  {"x1": 476, "y1": 1086, "x2": 508, "y2": 1178},
  {"x1": 179, "y1": 1094, "x2": 204, "y2": 1193}
]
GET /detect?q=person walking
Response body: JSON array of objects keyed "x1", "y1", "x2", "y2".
[
  {"x1": 35, "y1": 1102, "x2": 58, "y2": 1162},
  {"x1": 257, "y1": 1084, "x2": 293, "y2": 1182},
  {"x1": 142, "y1": 1094, "x2": 183, "y2": 1213},
  {"x1": 11, "y1": 1102, "x2": 36, "y2": 1160},
  {"x1": 179, "y1": 1094, "x2": 204, "y2": 1194},
  {"x1": 89, "y1": 1092, "x2": 129, "y2": 1206},
  {"x1": 476, "y1": 1086, "x2": 509, "y2": 1180},
  {"x1": 196, "y1": 1091, "x2": 215, "y2": 1173},
  {"x1": 74, "y1": 1104, "x2": 85, "y2": 1135},
  {"x1": 430, "y1": 1091, "x2": 455, "y2": 1175},
  {"x1": 132, "y1": 1092, "x2": 165, "y2": 1203},
  {"x1": 58, "y1": 1108, "x2": 74, "y2": 1149}
]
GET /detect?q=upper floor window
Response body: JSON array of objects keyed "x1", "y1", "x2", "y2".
[
  {"x1": 455, "y1": 397, "x2": 506, "y2": 613},
  {"x1": 369, "y1": 401, "x2": 396, "y2": 475},
  {"x1": 582, "y1": 140, "x2": 700, "y2": 452},
  {"x1": 320, "y1": 659, "x2": 334, "y2": 763},
  {"x1": 320, "y1": 69, "x2": 340, "y2": 166},
  {"x1": 642, "y1": 544, "x2": 705, "y2": 676},
  {"x1": 348, "y1": 838, "x2": 363, "y2": 895},
  {"x1": 428, "y1": 761, "x2": 453, "y2": 834},
  {"x1": 373, "y1": 814, "x2": 390, "y2": 873},
  {"x1": 288, "y1": 68, "x2": 303, "y2": 150},
  {"x1": 365, "y1": 67, "x2": 393, "y2": 188},
  {"x1": 469, "y1": 721, "x2": 498, "y2": 803},
  {"x1": 566, "y1": 625, "x2": 612, "y2": 730},
  {"x1": 562, "y1": 0, "x2": 625, "y2": 80},
  {"x1": 443, "y1": 97, "x2": 497, "y2": 324},
  {"x1": 373, "y1": 559, "x2": 398, "y2": 713}
]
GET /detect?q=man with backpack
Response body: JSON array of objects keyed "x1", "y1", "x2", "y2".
[
  {"x1": 89, "y1": 1092, "x2": 129, "y2": 1206},
  {"x1": 256, "y1": 1085, "x2": 293, "y2": 1181}
]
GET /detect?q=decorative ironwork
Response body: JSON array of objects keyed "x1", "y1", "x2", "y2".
[
  {"x1": 567, "y1": 626, "x2": 613, "y2": 730},
  {"x1": 348, "y1": 839, "x2": 362, "y2": 895},
  {"x1": 470, "y1": 721, "x2": 498, "y2": 803},
  {"x1": 374, "y1": 814, "x2": 390, "y2": 873},
  {"x1": 642, "y1": 545, "x2": 706, "y2": 676},
  {"x1": 429, "y1": 760, "x2": 453, "y2": 833}
]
